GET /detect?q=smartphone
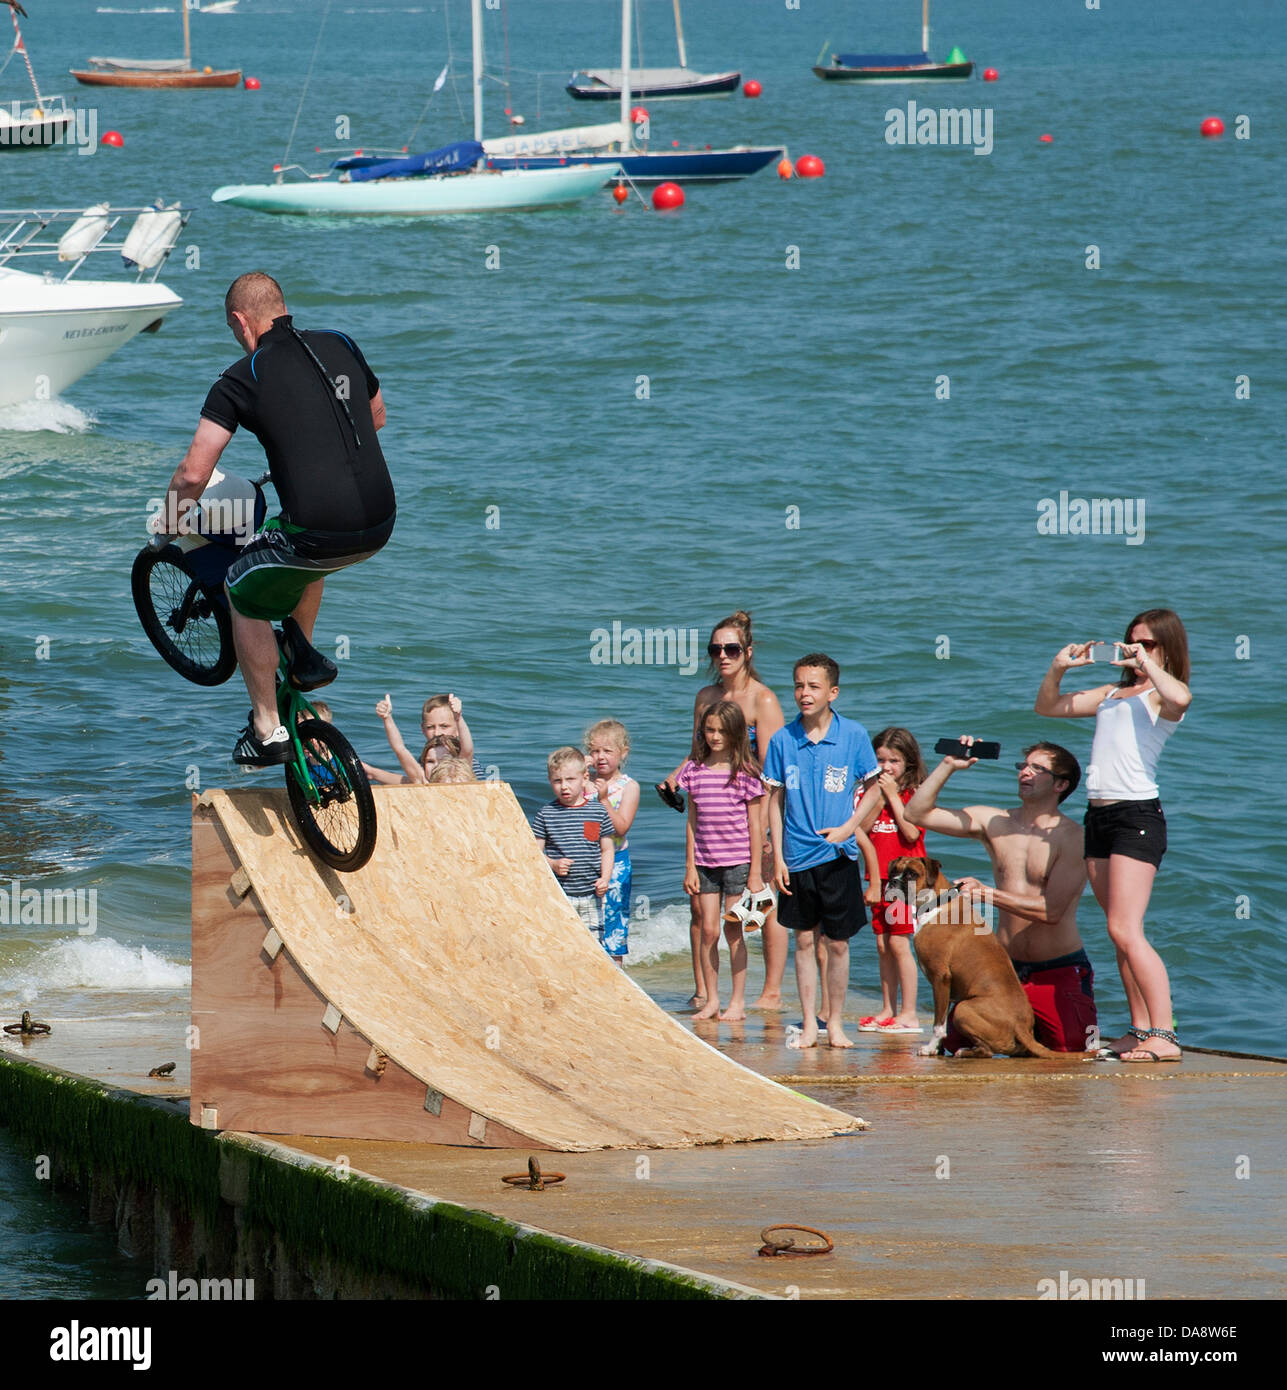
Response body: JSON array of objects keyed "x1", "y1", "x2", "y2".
[
  {"x1": 1085, "y1": 641, "x2": 1118, "y2": 663},
  {"x1": 934, "y1": 738, "x2": 1001, "y2": 761}
]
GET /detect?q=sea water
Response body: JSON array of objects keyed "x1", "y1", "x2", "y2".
[{"x1": 1, "y1": 0, "x2": 1284, "y2": 1295}]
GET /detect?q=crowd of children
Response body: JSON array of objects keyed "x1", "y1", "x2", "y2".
[
  {"x1": 354, "y1": 611, "x2": 917, "y2": 1046},
  {"x1": 338, "y1": 603, "x2": 1190, "y2": 1063}
]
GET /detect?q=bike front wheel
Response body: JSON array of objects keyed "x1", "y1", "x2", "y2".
[
  {"x1": 131, "y1": 545, "x2": 236, "y2": 686},
  {"x1": 285, "y1": 720, "x2": 378, "y2": 873}
]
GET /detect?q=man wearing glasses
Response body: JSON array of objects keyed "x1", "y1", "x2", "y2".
[{"x1": 906, "y1": 740, "x2": 1097, "y2": 1052}]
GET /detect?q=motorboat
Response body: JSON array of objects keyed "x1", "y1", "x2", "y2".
[{"x1": 0, "y1": 203, "x2": 186, "y2": 407}]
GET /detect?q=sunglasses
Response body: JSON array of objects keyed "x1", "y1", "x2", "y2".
[
  {"x1": 1130, "y1": 639, "x2": 1159, "y2": 651},
  {"x1": 708, "y1": 642, "x2": 744, "y2": 658},
  {"x1": 1014, "y1": 762, "x2": 1054, "y2": 775}
]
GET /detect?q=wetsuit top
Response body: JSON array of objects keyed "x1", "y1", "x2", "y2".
[{"x1": 201, "y1": 316, "x2": 396, "y2": 557}]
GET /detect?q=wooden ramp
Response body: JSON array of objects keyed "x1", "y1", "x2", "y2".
[{"x1": 191, "y1": 784, "x2": 864, "y2": 1151}]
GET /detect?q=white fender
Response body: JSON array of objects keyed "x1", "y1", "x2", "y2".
[
  {"x1": 57, "y1": 203, "x2": 111, "y2": 261},
  {"x1": 122, "y1": 201, "x2": 182, "y2": 270}
]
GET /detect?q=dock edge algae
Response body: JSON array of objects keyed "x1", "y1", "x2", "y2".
[{"x1": 0, "y1": 1056, "x2": 756, "y2": 1300}]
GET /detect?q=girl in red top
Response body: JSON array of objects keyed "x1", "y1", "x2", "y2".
[{"x1": 853, "y1": 728, "x2": 928, "y2": 1035}]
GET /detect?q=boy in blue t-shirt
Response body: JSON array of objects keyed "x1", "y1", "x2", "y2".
[
  {"x1": 763, "y1": 654, "x2": 879, "y2": 1049},
  {"x1": 532, "y1": 746, "x2": 616, "y2": 955}
]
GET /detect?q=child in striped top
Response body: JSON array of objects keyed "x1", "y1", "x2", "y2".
[
  {"x1": 678, "y1": 701, "x2": 766, "y2": 1021},
  {"x1": 532, "y1": 746, "x2": 616, "y2": 949}
]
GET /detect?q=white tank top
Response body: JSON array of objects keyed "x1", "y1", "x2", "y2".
[{"x1": 1086, "y1": 690, "x2": 1182, "y2": 800}]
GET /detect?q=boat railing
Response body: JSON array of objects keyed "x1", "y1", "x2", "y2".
[{"x1": 0, "y1": 205, "x2": 192, "y2": 283}]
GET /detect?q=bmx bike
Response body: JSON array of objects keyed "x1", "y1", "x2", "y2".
[{"x1": 131, "y1": 469, "x2": 378, "y2": 873}]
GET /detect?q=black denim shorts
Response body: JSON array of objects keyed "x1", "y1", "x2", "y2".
[{"x1": 1084, "y1": 799, "x2": 1167, "y2": 868}]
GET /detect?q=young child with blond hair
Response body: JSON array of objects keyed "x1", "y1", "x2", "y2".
[
  {"x1": 532, "y1": 747, "x2": 616, "y2": 951},
  {"x1": 585, "y1": 719, "x2": 639, "y2": 961}
]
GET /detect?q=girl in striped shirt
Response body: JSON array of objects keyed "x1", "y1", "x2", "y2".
[{"x1": 678, "y1": 701, "x2": 767, "y2": 1022}]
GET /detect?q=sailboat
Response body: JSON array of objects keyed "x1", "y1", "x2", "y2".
[
  {"x1": 210, "y1": 0, "x2": 613, "y2": 217},
  {"x1": 1, "y1": 0, "x2": 73, "y2": 147},
  {"x1": 568, "y1": 0, "x2": 739, "y2": 101},
  {"x1": 486, "y1": 0, "x2": 783, "y2": 185},
  {"x1": 71, "y1": 2, "x2": 241, "y2": 88},
  {"x1": 813, "y1": 0, "x2": 972, "y2": 83}
]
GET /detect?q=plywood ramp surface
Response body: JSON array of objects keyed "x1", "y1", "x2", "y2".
[{"x1": 194, "y1": 784, "x2": 863, "y2": 1151}]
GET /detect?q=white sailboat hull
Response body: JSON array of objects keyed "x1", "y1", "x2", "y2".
[
  {"x1": 211, "y1": 163, "x2": 616, "y2": 217},
  {"x1": 0, "y1": 267, "x2": 181, "y2": 406}
]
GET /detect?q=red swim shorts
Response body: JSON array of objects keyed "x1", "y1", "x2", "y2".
[{"x1": 946, "y1": 950, "x2": 1097, "y2": 1053}]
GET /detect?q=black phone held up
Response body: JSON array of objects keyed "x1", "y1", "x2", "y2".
[{"x1": 934, "y1": 738, "x2": 1001, "y2": 761}]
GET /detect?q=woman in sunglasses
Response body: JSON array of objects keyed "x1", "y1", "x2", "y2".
[
  {"x1": 662, "y1": 610, "x2": 787, "y2": 1009},
  {"x1": 1034, "y1": 608, "x2": 1191, "y2": 1062}
]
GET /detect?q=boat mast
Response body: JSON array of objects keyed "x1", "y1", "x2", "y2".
[
  {"x1": 921, "y1": 0, "x2": 930, "y2": 56},
  {"x1": 8, "y1": 7, "x2": 43, "y2": 103},
  {"x1": 182, "y1": 0, "x2": 192, "y2": 68},
  {"x1": 620, "y1": 0, "x2": 631, "y2": 150},
  {"x1": 673, "y1": 0, "x2": 687, "y2": 70},
  {"x1": 471, "y1": 0, "x2": 484, "y2": 144}
]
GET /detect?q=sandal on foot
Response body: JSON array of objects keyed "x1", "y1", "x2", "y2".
[
  {"x1": 1094, "y1": 1025, "x2": 1151, "y2": 1060},
  {"x1": 233, "y1": 717, "x2": 292, "y2": 767},
  {"x1": 857, "y1": 1016, "x2": 893, "y2": 1032},
  {"x1": 1119, "y1": 1027, "x2": 1182, "y2": 1064}
]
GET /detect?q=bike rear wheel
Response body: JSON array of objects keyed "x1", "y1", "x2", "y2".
[
  {"x1": 131, "y1": 545, "x2": 236, "y2": 686},
  {"x1": 285, "y1": 720, "x2": 378, "y2": 873}
]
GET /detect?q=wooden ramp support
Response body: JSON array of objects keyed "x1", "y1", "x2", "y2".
[{"x1": 191, "y1": 784, "x2": 865, "y2": 1151}]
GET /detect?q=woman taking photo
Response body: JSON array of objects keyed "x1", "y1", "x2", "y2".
[{"x1": 1034, "y1": 608, "x2": 1191, "y2": 1062}]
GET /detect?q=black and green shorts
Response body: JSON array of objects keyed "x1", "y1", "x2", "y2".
[{"x1": 225, "y1": 517, "x2": 379, "y2": 622}]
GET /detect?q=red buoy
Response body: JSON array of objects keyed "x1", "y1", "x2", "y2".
[
  {"x1": 777, "y1": 158, "x2": 793, "y2": 180},
  {"x1": 1200, "y1": 116, "x2": 1224, "y2": 138},
  {"x1": 100, "y1": 130, "x2": 123, "y2": 147},
  {"x1": 1039, "y1": 133, "x2": 1053, "y2": 143},
  {"x1": 612, "y1": 183, "x2": 629, "y2": 205},
  {"x1": 982, "y1": 67, "x2": 998, "y2": 82},
  {"x1": 651, "y1": 181, "x2": 684, "y2": 211},
  {"x1": 244, "y1": 76, "x2": 261, "y2": 90},
  {"x1": 630, "y1": 105, "x2": 649, "y2": 123},
  {"x1": 744, "y1": 79, "x2": 762, "y2": 99},
  {"x1": 794, "y1": 153, "x2": 825, "y2": 178}
]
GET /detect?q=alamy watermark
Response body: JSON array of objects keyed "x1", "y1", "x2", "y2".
[
  {"x1": 589, "y1": 621, "x2": 701, "y2": 676},
  {"x1": 146, "y1": 1272, "x2": 254, "y2": 1300},
  {"x1": 1037, "y1": 490, "x2": 1145, "y2": 545},
  {"x1": 147, "y1": 491, "x2": 257, "y2": 546},
  {"x1": 1037, "y1": 1269, "x2": 1145, "y2": 1299},
  {"x1": 0, "y1": 103, "x2": 99, "y2": 156},
  {"x1": 885, "y1": 101, "x2": 993, "y2": 156},
  {"x1": 0, "y1": 878, "x2": 97, "y2": 935}
]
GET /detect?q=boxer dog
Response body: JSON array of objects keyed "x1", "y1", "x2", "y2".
[{"x1": 886, "y1": 856, "x2": 1061, "y2": 1059}]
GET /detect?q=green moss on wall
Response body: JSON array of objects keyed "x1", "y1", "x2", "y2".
[
  {"x1": 236, "y1": 1142, "x2": 723, "y2": 1299},
  {"x1": 0, "y1": 1060, "x2": 742, "y2": 1299},
  {"x1": 0, "y1": 1058, "x2": 220, "y2": 1224}
]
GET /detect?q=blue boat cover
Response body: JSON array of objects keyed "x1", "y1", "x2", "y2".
[
  {"x1": 333, "y1": 140, "x2": 483, "y2": 181},
  {"x1": 834, "y1": 51, "x2": 930, "y2": 67}
]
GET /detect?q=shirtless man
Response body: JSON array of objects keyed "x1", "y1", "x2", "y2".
[{"x1": 905, "y1": 739, "x2": 1097, "y2": 1052}]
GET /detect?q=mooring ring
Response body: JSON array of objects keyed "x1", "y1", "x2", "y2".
[{"x1": 757, "y1": 1224, "x2": 834, "y2": 1257}]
